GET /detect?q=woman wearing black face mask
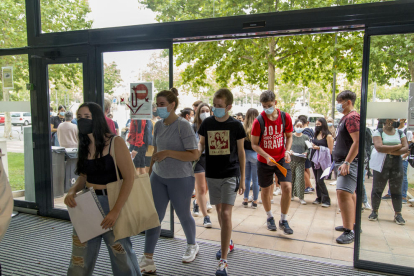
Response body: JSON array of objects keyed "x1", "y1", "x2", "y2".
[
  {"x1": 369, "y1": 119, "x2": 408, "y2": 225},
  {"x1": 64, "y1": 102, "x2": 141, "y2": 275},
  {"x1": 311, "y1": 118, "x2": 334, "y2": 207}
]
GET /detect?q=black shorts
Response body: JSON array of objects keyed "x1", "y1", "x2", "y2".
[
  {"x1": 257, "y1": 158, "x2": 292, "y2": 188},
  {"x1": 145, "y1": 156, "x2": 152, "y2": 167},
  {"x1": 305, "y1": 159, "x2": 311, "y2": 169},
  {"x1": 194, "y1": 154, "x2": 206, "y2": 173},
  {"x1": 130, "y1": 145, "x2": 147, "y2": 169}
]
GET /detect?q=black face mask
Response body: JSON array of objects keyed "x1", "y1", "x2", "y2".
[
  {"x1": 315, "y1": 126, "x2": 322, "y2": 132},
  {"x1": 77, "y1": 118, "x2": 93, "y2": 135},
  {"x1": 392, "y1": 121, "x2": 400, "y2": 129},
  {"x1": 153, "y1": 110, "x2": 158, "y2": 117}
]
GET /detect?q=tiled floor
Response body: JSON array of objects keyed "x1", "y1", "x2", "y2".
[{"x1": 29, "y1": 174, "x2": 414, "y2": 267}]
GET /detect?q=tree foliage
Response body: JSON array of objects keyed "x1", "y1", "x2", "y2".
[{"x1": 104, "y1": 62, "x2": 122, "y2": 95}]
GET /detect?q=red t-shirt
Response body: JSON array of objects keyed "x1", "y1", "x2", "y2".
[
  {"x1": 105, "y1": 116, "x2": 117, "y2": 135},
  {"x1": 251, "y1": 110, "x2": 293, "y2": 163}
]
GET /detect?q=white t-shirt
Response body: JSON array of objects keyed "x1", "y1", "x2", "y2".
[{"x1": 57, "y1": 122, "x2": 79, "y2": 148}]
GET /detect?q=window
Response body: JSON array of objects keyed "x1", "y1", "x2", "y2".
[{"x1": 0, "y1": 0, "x2": 27, "y2": 48}]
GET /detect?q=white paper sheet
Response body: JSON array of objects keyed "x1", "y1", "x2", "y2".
[
  {"x1": 305, "y1": 141, "x2": 313, "y2": 149},
  {"x1": 67, "y1": 189, "x2": 110, "y2": 243},
  {"x1": 320, "y1": 166, "x2": 332, "y2": 179},
  {"x1": 292, "y1": 152, "x2": 307, "y2": 158},
  {"x1": 369, "y1": 148, "x2": 387, "y2": 173}
]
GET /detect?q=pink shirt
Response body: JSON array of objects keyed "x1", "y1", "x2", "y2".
[{"x1": 105, "y1": 116, "x2": 116, "y2": 135}]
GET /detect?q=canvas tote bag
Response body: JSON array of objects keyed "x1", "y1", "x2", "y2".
[
  {"x1": 0, "y1": 151, "x2": 13, "y2": 243},
  {"x1": 106, "y1": 136, "x2": 160, "y2": 241}
]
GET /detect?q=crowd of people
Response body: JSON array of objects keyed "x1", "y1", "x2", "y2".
[{"x1": 59, "y1": 87, "x2": 413, "y2": 276}]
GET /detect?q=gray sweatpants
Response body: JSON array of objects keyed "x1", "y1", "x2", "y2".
[{"x1": 145, "y1": 172, "x2": 196, "y2": 254}]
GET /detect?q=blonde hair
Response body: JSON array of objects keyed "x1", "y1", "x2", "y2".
[{"x1": 244, "y1": 108, "x2": 259, "y2": 141}]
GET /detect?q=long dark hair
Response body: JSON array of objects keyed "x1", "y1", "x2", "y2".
[
  {"x1": 244, "y1": 108, "x2": 259, "y2": 141},
  {"x1": 75, "y1": 102, "x2": 114, "y2": 175},
  {"x1": 314, "y1": 117, "x2": 330, "y2": 139},
  {"x1": 194, "y1": 103, "x2": 210, "y2": 130}
]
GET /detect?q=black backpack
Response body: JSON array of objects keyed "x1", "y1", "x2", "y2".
[{"x1": 257, "y1": 111, "x2": 286, "y2": 145}]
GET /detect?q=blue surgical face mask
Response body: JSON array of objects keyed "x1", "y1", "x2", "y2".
[
  {"x1": 212, "y1": 107, "x2": 226, "y2": 118},
  {"x1": 60, "y1": 112, "x2": 66, "y2": 116},
  {"x1": 157, "y1": 107, "x2": 170, "y2": 119},
  {"x1": 327, "y1": 123, "x2": 333, "y2": 127},
  {"x1": 336, "y1": 103, "x2": 344, "y2": 113},
  {"x1": 295, "y1": 128, "x2": 304, "y2": 133},
  {"x1": 264, "y1": 106, "x2": 275, "y2": 114}
]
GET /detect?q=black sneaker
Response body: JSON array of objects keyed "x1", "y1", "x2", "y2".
[
  {"x1": 336, "y1": 224, "x2": 363, "y2": 233},
  {"x1": 279, "y1": 220, "x2": 293, "y2": 235},
  {"x1": 242, "y1": 201, "x2": 248, "y2": 208},
  {"x1": 368, "y1": 211, "x2": 378, "y2": 221},
  {"x1": 192, "y1": 200, "x2": 199, "y2": 217},
  {"x1": 251, "y1": 202, "x2": 258, "y2": 209},
  {"x1": 203, "y1": 216, "x2": 212, "y2": 228},
  {"x1": 336, "y1": 230, "x2": 354, "y2": 244},
  {"x1": 267, "y1": 217, "x2": 277, "y2": 231},
  {"x1": 394, "y1": 214, "x2": 406, "y2": 225}
]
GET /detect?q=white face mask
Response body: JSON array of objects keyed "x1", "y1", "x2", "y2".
[
  {"x1": 200, "y1": 112, "x2": 210, "y2": 121},
  {"x1": 190, "y1": 117, "x2": 194, "y2": 123}
]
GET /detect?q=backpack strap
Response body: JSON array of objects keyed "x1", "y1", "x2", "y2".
[
  {"x1": 258, "y1": 114, "x2": 265, "y2": 145},
  {"x1": 281, "y1": 111, "x2": 286, "y2": 134}
]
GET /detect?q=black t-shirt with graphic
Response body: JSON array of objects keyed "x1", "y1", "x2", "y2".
[{"x1": 198, "y1": 116, "x2": 246, "y2": 179}]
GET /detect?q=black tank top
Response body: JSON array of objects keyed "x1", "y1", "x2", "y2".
[
  {"x1": 84, "y1": 137, "x2": 123, "y2": 184},
  {"x1": 311, "y1": 135, "x2": 328, "y2": 159}
]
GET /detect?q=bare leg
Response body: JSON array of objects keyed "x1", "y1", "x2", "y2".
[
  {"x1": 195, "y1": 172, "x2": 208, "y2": 217},
  {"x1": 280, "y1": 181, "x2": 292, "y2": 215},
  {"x1": 304, "y1": 168, "x2": 312, "y2": 189},
  {"x1": 261, "y1": 186, "x2": 273, "y2": 212},
  {"x1": 136, "y1": 167, "x2": 146, "y2": 175},
  {"x1": 216, "y1": 203, "x2": 233, "y2": 260},
  {"x1": 337, "y1": 190, "x2": 356, "y2": 230}
]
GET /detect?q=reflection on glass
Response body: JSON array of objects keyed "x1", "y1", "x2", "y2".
[
  {"x1": 361, "y1": 33, "x2": 414, "y2": 268},
  {"x1": 0, "y1": 55, "x2": 34, "y2": 202},
  {"x1": 48, "y1": 63, "x2": 84, "y2": 209},
  {"x1": 103, "y1": 49, "x2": 171, "y2": 231},
  {"x1": 0, "y1": 1, "x2": 27, "y2": 48}
]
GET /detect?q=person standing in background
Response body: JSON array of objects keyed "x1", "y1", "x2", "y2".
[
  {"x1": 298, "y1": 115, "x2": 315, "y2": 194},
  {"x1": 51, "y1": 105, "x2": 66, "y2": 146},
  {"x1": 108, "y1": 114, "x2": 119, "y2": 136},
  {"x1": 104, "y1": 99, "x2": 117, "y2": 135},
  {"x1": 57, "y1": 111, "x2": 79, "y2": 148},
  {"x1": 327, "y1": 117, "x2": 337, "y2": 139},
  {"x1": 193, "y1": 100, "x2": 203, "y2": 112}
]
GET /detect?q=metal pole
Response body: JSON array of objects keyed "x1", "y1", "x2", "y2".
[{"x1": 332, "y1": 33, "x2": 338, "y2": 119}]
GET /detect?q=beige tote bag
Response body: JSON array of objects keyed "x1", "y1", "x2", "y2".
[
  {"x1": 0, "y1": 152, "x2": 13, "y2": 243},
  {"x1": 106, "y1": 137, "x2": 160, "y2": 242}
]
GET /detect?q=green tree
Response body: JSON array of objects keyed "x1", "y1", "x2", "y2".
[
  {"x1": 141, "y1": 52, "x2": 170, "y2": 93},
  {"x1": 104, "y1": 62, "x2": 122, "y2": 95}
]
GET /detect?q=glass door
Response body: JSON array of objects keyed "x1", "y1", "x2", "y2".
[
  {"x1": 98, "y1": 43, "x2": 174, "y2": 237},
  {"x1": 356, "y1": 28, "x2": 414, "y2": 275}
]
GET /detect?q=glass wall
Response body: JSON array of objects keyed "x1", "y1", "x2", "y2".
[
  {"x1": 40, "y1": 0, "x2": 394, "y2": 33},
  {"x1": 0, "y1": 54, "x2": 34, "y2": 202},
  {"x1": 360, "y1": 32, "x2": 414, "y2": 267},
  {"x1": 1, "y1": 0, "x2": 27, "y2": 48}
]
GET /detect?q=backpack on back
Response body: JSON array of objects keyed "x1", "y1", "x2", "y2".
[{"x1": 257, "y1": 111, "x2": 286, "y2": 145}]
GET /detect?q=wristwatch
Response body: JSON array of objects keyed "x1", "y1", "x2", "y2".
[{"x1": 344, "y1": 161, "x2": 350, "y2": 166}]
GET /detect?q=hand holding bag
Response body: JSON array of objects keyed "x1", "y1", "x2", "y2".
[{"x1": 106, "y1": 137, "x2": 160, "y2": 241}]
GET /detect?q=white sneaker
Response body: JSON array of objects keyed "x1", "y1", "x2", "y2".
[
  {"x1": 271, "y1": 199, "x2": 274, "y2": 204},
  {"x1": 182, "y1": 243, "x2": 199, "y2": 263},
  {"x1": 409, "y1": 198, "x2": 414, "y2": 203},
  {"x1": 300, "y1": 199, "x2": 307, "y2": 205},
  {"x1": 273, "y1": 187, "x2": 282, "y2": 196},
  {"x1": 363, "y1": 202, "x2": 372, "y2": 210},
  {"x1": 329, "y1": 181, "x2": 337, "y2": 186},
  {"x1": 206, "y1": 201, "x2": 213, "y2": 213},
  {"x1": 291, "y1": 196, "x2": 294, "y2": 201},
  {"x1": 138, "y1": 255, "x2": 156, "y2": 273},
  {"x1": 259, "y1": 199, "x2": 262, "y2": 204},
  {"x1": 248, "y1": 196, "x2": 253, "y2": 202}
]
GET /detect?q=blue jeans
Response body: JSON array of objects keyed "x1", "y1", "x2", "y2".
[
  {"x1": 387, "y1": 159, "x2": 408, "y2": 198},
  {"x1": 244, "y1": 150, "x2": 259, "y2": 201},
  {"x1": 67, "y1": 195, "x2": 141, "y2": 276}
]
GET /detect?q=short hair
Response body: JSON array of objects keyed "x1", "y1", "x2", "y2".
[
  {"x1": 260, "y1": 90, "x2": 276, "y2": 103},
  {"x1": 193, "y1": 100, "x2": 203, "y2": 109},
  {"x1": 214, "y1": 88, "x2": 233, "y2": 106},
  {"x1": 336, "y1": 90, "x2": 356, "y2": 105},
  {"x1": 298, "y1": 115, "x2": 308, "y2": 124},
  {"x1": 58, "y1": 105, "x2": 66, "y2": 111},
  {"x1": 236, "y1": 112, "x2": 243, "y2": 117},
  {"x1": 104, "y1": 99, "x2": 112, "y2": 112},
  {"x1": 170, "y1": 87, "x2": 179, "y2": 96},
  {"x1": 157, "y1": 90, "x2": 179, "y2": 111},
  {"x1": 65, "y1": 111, "x2": 73, "y2": 121},
  {"x1": 294, "y1": 119, "x2": 303, "y2": 126}
]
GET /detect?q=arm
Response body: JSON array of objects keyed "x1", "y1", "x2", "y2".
[
  {"x1": 64, "y1": 174, "x2": 87, "y2": 207},
  {"x1": 338, "y1": 131, "x2": 360, "y2": 176},
  {"x1": 153, "y1": 149, "x2": 199, "y2": 162},
  {"x1": 198, "y1": 134, "x2": 205, "y2": 157},
  {"x1": 373, "y1": 136, "x2": 403, "y2": 153},
  {"x1": 101, "y1": 137, "x2": 136, "y2": 229},
  {"x1": 237, "y1": 138, "x2": 246, "y2": 195},
  {"x1": 148, "y1": 146, "x2": 157, "y2": 176},
  {"x1": 389, "y1": 136, "x2": 408, "y2": 156},
  {"x1": 327, "y1": 134, "x2": 334, "y2": 154},
  {"x1": 51, "y1": 123, "x2": 58, "y2": 133},
  {"x1": 251, "y1": 135, "x2": 276, "y2": 166},
  {"x1": 284, "y1": 132, "x2": 293, "y2": 163}
]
